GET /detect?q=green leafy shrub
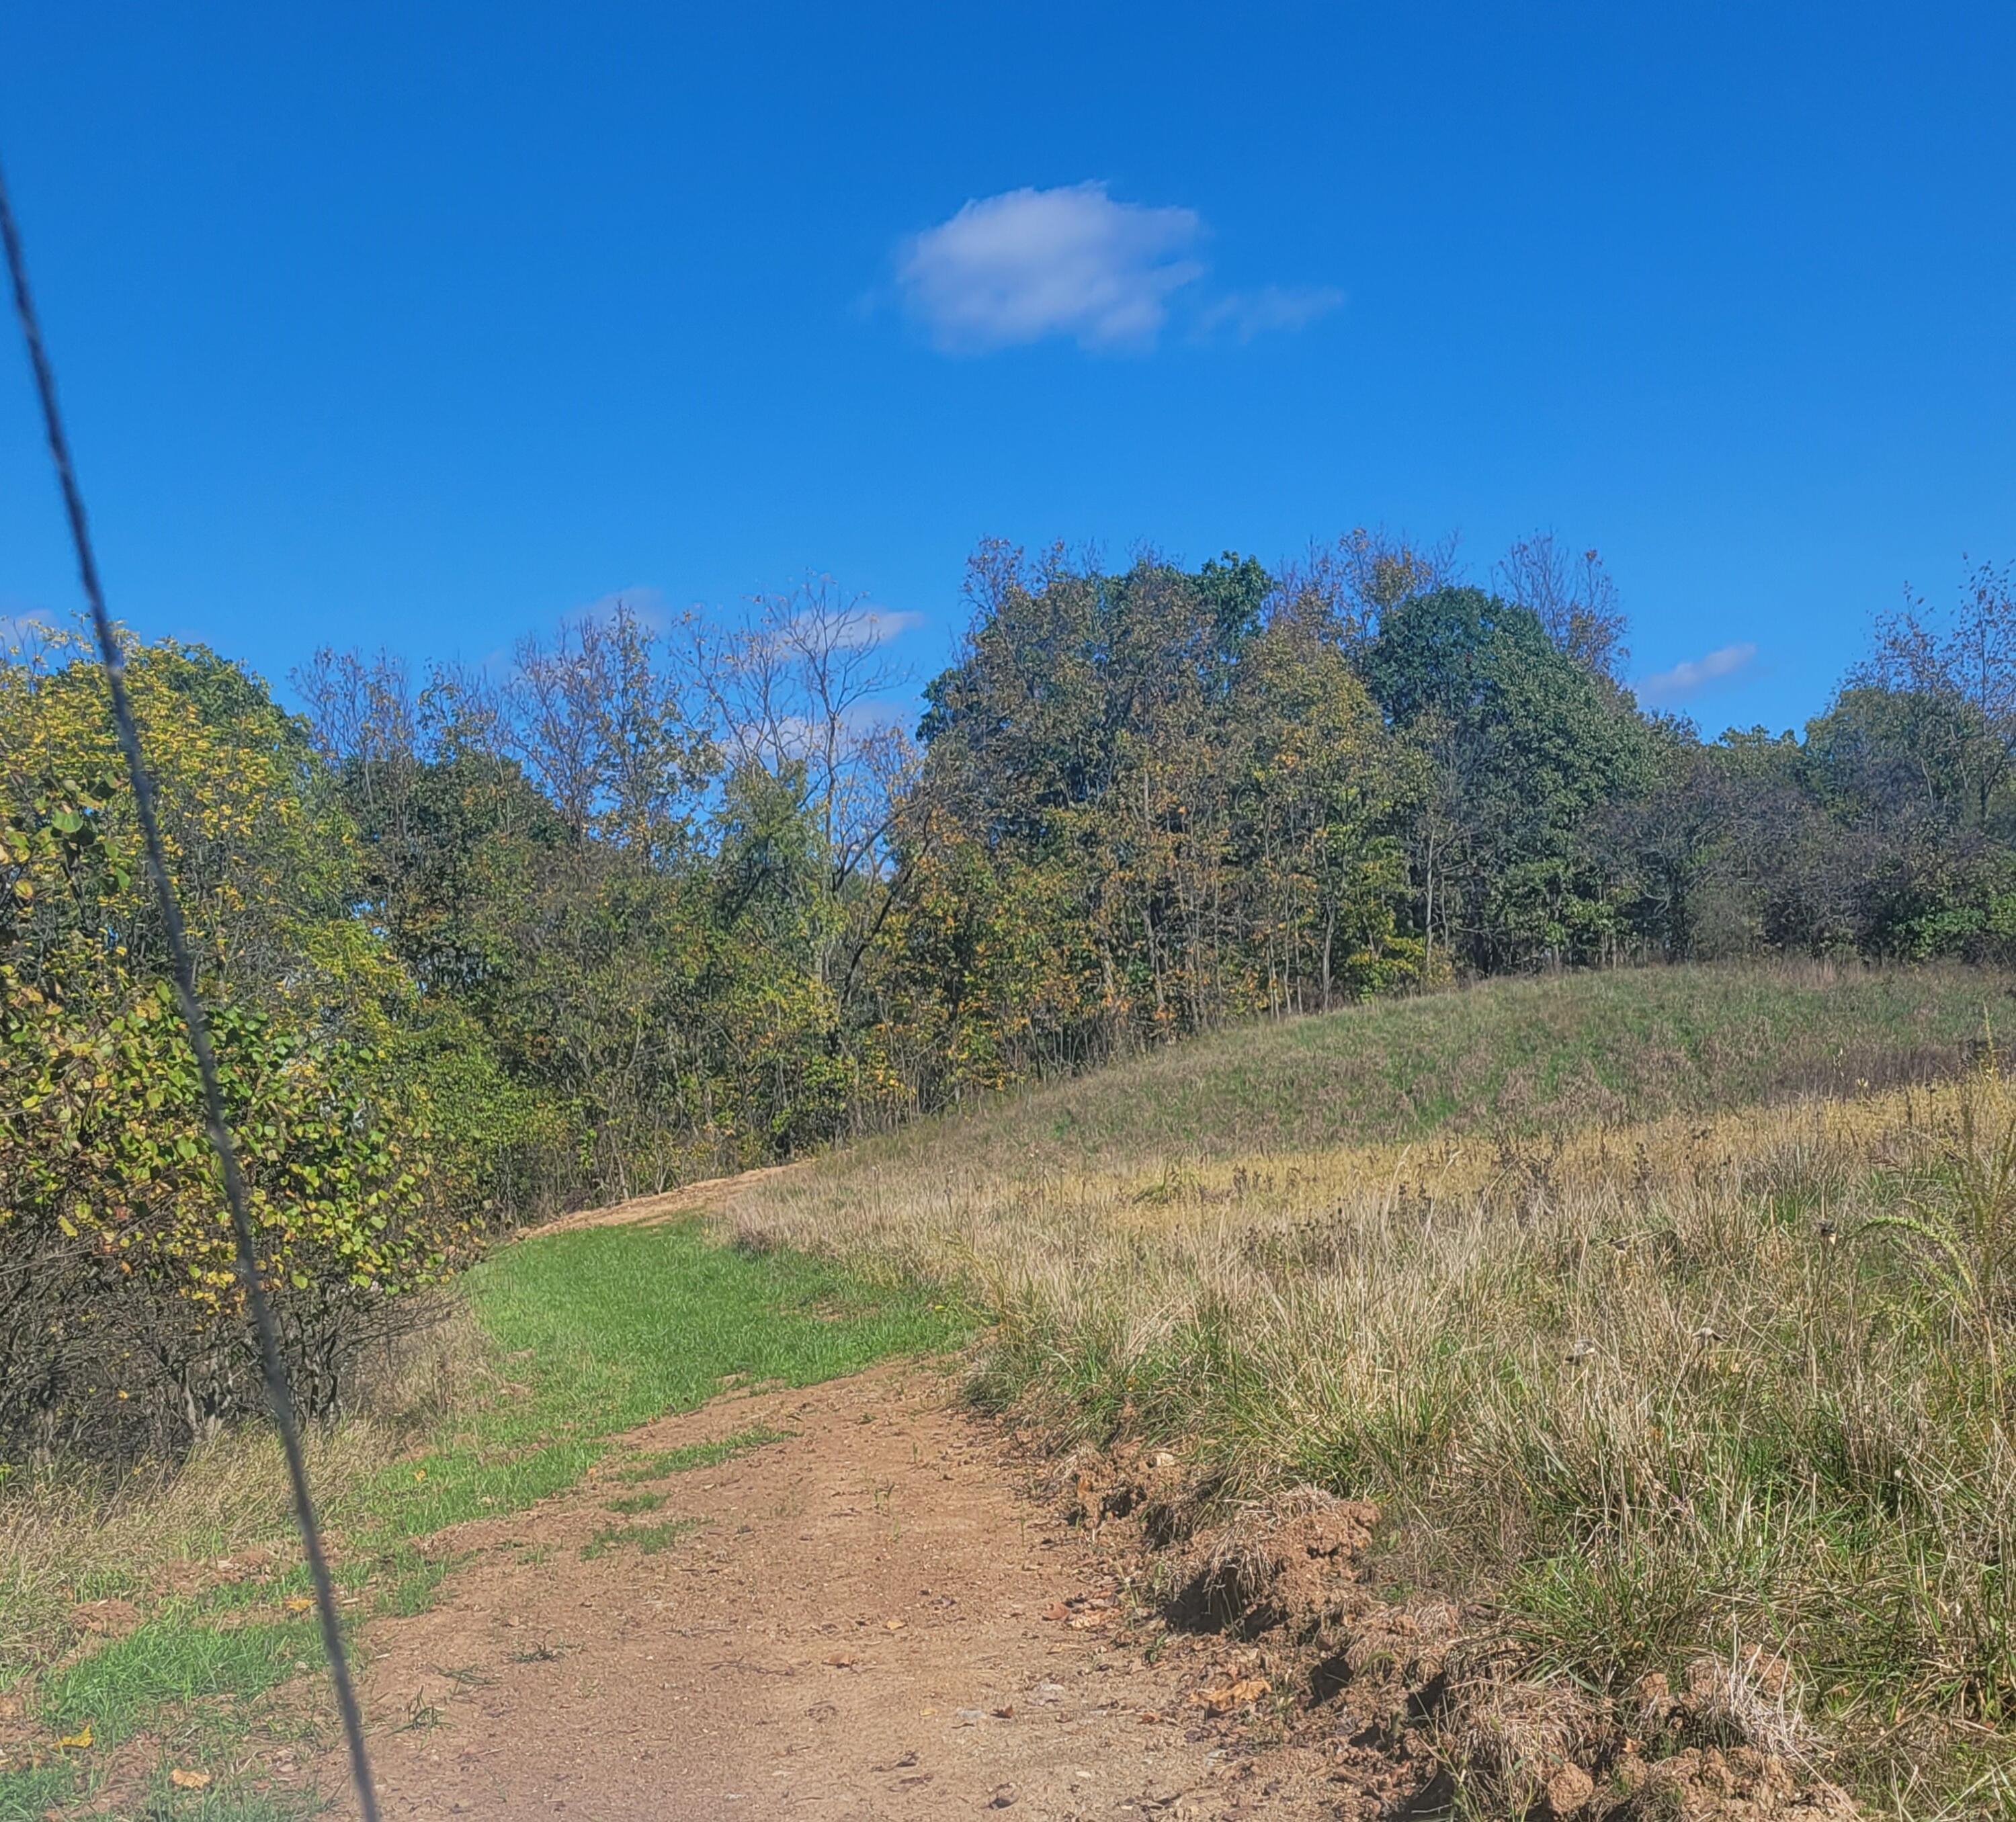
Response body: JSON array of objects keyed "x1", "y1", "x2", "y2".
[
  {"x1": 0, "y1": 635, "x2": 483, "y2": 1463},
  {"x1": 0, "y1": 978, "x2": 472, "y2": 1459}
]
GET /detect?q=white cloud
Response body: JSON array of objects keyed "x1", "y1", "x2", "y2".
[
  {"x1": 777, "y1": 601, "x2": 921, "y2": 652},
  {"x1": 0, "y1": 609, "x2": 56, "y2": 654},
  {"x1": 842, "y1": 607, "x2": 922, "y2": 648},
  {"x1": 573, "y1": 585, "x2": 671, "y2": 632},
  {"x1": 1635, "y1": 642, "x2": 1758, "y2": 704},
  {"x1": 768, "y1": 695, "x2": 907, "y2": 750},
  {"x1": 1198, "y1": 284, "x2": 1345, "y2": 341},
  {"x1": 896, "y1": 182, "x2": 1206, "y2": 352}
]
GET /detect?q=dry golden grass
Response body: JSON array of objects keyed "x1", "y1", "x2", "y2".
[
  {"x1": 726, "y1": 980, "x2": 2016, "y2": 1815},
  {"x1": 0, "y1": 1422, "x2": 392, "y2": 1678},
  {"x1": 0, "y1": 1301, "x2": 490, "y2": 1702}
]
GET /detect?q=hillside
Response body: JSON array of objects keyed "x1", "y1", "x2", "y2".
[
  {"x1": 862, "y1": 959, "x2": 1997, "y2": 1164},
  {"x1": 728, "y1": 960, "x2": 2016, "y2": 1813}
]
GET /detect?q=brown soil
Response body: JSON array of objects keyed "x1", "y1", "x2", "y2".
[
  {"x1": 534, "y1": 1163, "x2": 802, "y2": 1235},
  {"x1": 267, "y1": 1360, "x2": 1859, "y2": 1822},
  {"x1": 296, "y1": 1364, "x2": 1363, "y2": 1821}
]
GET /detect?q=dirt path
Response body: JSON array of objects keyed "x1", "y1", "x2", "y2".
[
  {"x1": 307, "y1": 1364, "x2": 1342, "y2": 1821},
  {"x1": 532, "y1": 1162, "x2": 802, "y2": 1235}
]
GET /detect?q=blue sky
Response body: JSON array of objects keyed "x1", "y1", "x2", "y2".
[{"x1": 1, "y1": 2, "x2": 2011, "y2": 736}]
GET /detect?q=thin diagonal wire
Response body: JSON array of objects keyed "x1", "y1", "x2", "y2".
[{"x1": 0, "y1": 158, "x2": 382, "y2": 1822}]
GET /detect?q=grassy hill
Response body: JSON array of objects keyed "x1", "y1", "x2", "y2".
[
  {"x1": 837, "y1": 959, "x2": 2005, "y2": 1172},
  {"x1": 729, "y1": 961, "x2": 2016, "y2": 1813}
]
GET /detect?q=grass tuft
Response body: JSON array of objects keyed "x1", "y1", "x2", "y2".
[
  {"x1": 610, "y1": 1424, "x2": 795, "y2": 1483},
  {"x1": 580, "y1": 1516, "x2": 704, "y2": 1561}
]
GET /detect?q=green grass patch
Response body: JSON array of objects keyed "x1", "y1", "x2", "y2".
[
  {"x1": 603, "y1": 1490, "x2": 667, "y2": 1515},
  {"x1": 124, "y1": 1771, "x2": 323, "y2": 1822},
  {"x1": 37, "y1": 1613, "x2": 320, "y2": 1743},
  {"x1": 0, "y1": 1764, "x2": 75, "y2": 1822},
  {"x1": 341, "y1": 1221, "x2": 962, "y2": 1551},
  {"x1": 579, "y1": 1516, "x2": 704, "y2": 1561},
  {"x1": 372, "y1": 1547, "x2": 461, "y2": 1620},
  {"x1": 611, "y1": 1423, "x2": 796, "y2": 1483},
  {"x1": 630, "y1": 1518, "x2": 702, "y2": 1555}
]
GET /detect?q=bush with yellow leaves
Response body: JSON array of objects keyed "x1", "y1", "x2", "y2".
[{"x1": 0, "y1": 632, "x2": 476, "y2": 1463}]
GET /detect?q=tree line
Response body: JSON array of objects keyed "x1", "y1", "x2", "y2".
[{"x1": 3, "y1": 531, "x2": 2013, "y2": 1459}]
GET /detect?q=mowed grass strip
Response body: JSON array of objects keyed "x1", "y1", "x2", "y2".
[
  {"x1": 345, "y1": 1220, "x2": 962, "y2": 1547},
  {"x1": 0, "y1": 1221, "x2": 964, "y2": 1815}
]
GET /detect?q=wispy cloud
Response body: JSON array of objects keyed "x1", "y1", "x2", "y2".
[
  {"x1": 841, "y1": 607, "x2": 922, "y2": 648},
  {"x1": 0, "y1": 609, "x2": 56, "y2": 652},
  {"x1": 574, "y1": 585, "x2": 671, "y2": 632},
  {"x1": 766, "y1": 696, "x2": 908, "y2": 756},
  {"x1": 897, "y1": 182, "x2": 1206, "y2": 353},
  {"x1": 1198, "y1": 284, "x2": 1345, "y2": 342},
  {"x1": 777, "y1": 603, "x2": 922, "y2": 654},
  {"x1": 1635, "y1": 642, "x2": 1758, "y2": 704}
]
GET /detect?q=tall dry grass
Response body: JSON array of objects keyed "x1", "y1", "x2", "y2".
[
  {"x1": 728, "y1": 1075, "x2": 2016, "y2": 1813},
  {"x1": 0, "y1": 1300, "x2": 481, "y2": 1686}
]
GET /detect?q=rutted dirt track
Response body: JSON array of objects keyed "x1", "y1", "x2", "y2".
[{"x1": 308, "y1": 1365, "x2": 1343, "y2": 1821}]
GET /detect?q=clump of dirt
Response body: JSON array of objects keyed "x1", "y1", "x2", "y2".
[
  {"x1": 69, "y1": 1596, "x2": 140, "y2": 1640},
  {"x1": 1052, "y1": 1438, "x2": 1195, "y2": 1546},
  {"x1": 149, "y1": 1542, "x2": 280, "y2": 1600},
  {"x1": 1068, "y1": 1473, "x2": 1863, "y2": 1819},
  {"x1": 1171, "y1": 1486, "x2": 1381, "y2": 1638},
  {"x1": 1607, "y1": 1744, "x2": 1859, "y2": 1819},
  {"x1": 1437, "y1": 1659, "x2": 1628, "y2": 1817},
  {"x1": 1634, "y1": 1653, "x2": 1818, "y2": 1763},
  {"x1": 0, "y1": 1686, "x2": 44, "y2": 1776}
]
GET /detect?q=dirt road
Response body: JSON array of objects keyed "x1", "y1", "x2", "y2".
[{"x1": 310, "y1": 1364, "x2": 1345, "y2": 1821}]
